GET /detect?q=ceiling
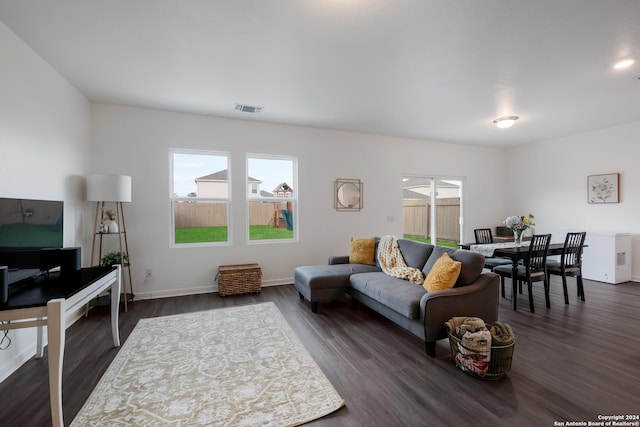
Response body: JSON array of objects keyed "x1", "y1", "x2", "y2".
[{"x1": 1, "y1": 0, "x2": 639, "y2": 147}]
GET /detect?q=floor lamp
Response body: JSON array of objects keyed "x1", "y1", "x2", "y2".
[{"x1": 87, "y1": 174, "x2": 133, "y2": 311}]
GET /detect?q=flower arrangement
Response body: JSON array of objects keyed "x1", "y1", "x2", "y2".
[
  {"x1": 504, "y1": 214, "x2": 535, "y2": 245},
  {"x1": 103, "y1": 209, "x2": 117, "y2": 221},
  {"x1": 504, "y1": 214, "x2": 535, "y2": 232}
]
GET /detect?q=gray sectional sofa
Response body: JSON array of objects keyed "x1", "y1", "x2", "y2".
[{"x1": 294, "y1": 238, "x2": 500, "y2": 356}]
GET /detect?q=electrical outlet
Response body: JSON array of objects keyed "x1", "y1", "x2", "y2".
[{"x1": 145, "y1": 269, "x2": 152, "y2": 278}]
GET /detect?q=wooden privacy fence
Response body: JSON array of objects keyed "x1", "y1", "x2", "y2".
[
  {"x1": 174, "y1": 201, "x2": 285, "y2": 228},
  {"x1": 176, "y1": 198, "x2": 459, "y2": 238},
  {"x1": 403, "y1": 198, "x2": 460, "y2": 241}
]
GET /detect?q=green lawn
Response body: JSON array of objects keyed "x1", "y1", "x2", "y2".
[
  {"x1": 174, "y1": 228, "x2": 449, "y2": 246},
  {"x1": 249, "y1": 225, "x2": 293, "y2": 240},
  {"x1": 175, "y1": 226, "x2": 228, "y2": 244},
  {"x1": 174, "y1": 225, "x2": 292, "y2": 244},
  {"x1": 403, "y1": 234, "x2": 460, "y2": 248}
]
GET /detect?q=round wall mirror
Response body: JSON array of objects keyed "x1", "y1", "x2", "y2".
[{"x1": 335, "y1": 179, "x2": 362, "y2": 210}]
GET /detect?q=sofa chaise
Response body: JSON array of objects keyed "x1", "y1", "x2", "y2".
[{"x1": 294, "y1": 238, "x2": 500, "y2": 356}]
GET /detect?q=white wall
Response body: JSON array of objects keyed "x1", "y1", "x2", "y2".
[
  {"x1": 2, "y1": 7, "x2": 637, "y2": 387},
  {"x1": 506, "y1": 121, "x2": 640, "y2": 281},
  {"x1": 91, "y1": 103, "x2": 509, "y2": 298},
  {"x1": 0, "y1": 21, "x2": 91, "y2": 381}
]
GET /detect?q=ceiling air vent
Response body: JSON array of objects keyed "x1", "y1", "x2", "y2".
[{"x1": 235, "y1": 104, "x2": 263, "y2": 113}]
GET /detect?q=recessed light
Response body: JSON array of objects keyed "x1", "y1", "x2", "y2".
[
  {"x1": 492, "y1": 116, "x2": 519, "y2": 129},
  {"x1": 613, "y1": 57, "x2": 636, "y2": 70}
]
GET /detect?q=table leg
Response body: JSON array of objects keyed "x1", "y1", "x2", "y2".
[
  {"x1": 111, "y1": 265, "x2": 122, "y2": 347},
  {"x1": 36, "y1": 319, "x2": 44, "y2": 358},
  {"x1": 511, "y1": 259, "x2": 519, "y2": 310},
  {"x1": 46, "y1": 298, "x2": 65, "y2": 427}
]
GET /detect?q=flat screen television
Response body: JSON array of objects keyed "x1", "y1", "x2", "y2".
[{"x1": 0, "y1": 197, "x2": 64, "y2": 283}]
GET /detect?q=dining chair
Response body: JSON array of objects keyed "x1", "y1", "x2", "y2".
[
  {"x1": 473, "y1": 228, "x2": 512, "y2": 270},
  {"x1": 474, "y1": 228, "x2": 493, "y2": 244},
  {"x1": 546, "y1": 232, "x2": 587, "y2": 304},
  {"x1": 493, "y1": 234, "x2": 552, "y2": 313}
]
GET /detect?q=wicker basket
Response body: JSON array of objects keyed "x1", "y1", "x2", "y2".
[
  {"x1": 447, "y1": 323, "x2": 515, "y2": 380},
  {"x1": 216, "y1": 264, "x2": 262, "y2": 297}
]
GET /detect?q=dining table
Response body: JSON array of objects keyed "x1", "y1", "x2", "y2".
[{"x1": 460, "y1": 241, "x2": 570, "y2": 310}]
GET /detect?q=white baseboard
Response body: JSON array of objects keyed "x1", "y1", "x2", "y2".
[
  {"x1": 134, "y1": 277, "x2": 293, "y2": 300},
  {"x1": 135, "y1": 285, "x2": 216, "y2": 300},
  {"x1": 263, "y1": 277, "x2": 292, "y2": 286}
]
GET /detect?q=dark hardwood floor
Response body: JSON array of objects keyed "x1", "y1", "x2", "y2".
[{"x1": 1, "y1": 276, "x2": 639, "y2": 426}]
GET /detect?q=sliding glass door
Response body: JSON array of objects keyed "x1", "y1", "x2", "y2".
[{"x1": 402, "y1": 175, "x2": 463, "y2": 248}]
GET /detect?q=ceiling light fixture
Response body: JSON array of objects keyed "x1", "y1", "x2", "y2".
[
  {"x1": 493, "y1": 116, "x2": 519, "y2": 129},
  {"x1": 613, "y1": 57, "x2": 636, "y2": 70}
]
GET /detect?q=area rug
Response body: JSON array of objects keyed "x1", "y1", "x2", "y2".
[{"x1": 71, "y1": 302, "x2": 345, "y2": 426}]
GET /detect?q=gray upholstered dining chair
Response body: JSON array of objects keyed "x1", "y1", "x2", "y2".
[
  {"x1": 473, "y1": 228, "x2": 512, "y2": 270},
  {"x1": 546, "y1": 232, "x2": 587, "y2": 304},
  {"x1": 493, "y1": 234, "x2": 552, "y2": 313}
]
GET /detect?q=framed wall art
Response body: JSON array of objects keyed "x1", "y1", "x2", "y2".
[{"x1": 587, "y1": 173, "x2": 619, "y2": 204}]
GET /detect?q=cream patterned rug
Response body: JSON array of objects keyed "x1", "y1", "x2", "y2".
[{"x1": 71, "y1": 302, "x2": 345, "y2": 426}]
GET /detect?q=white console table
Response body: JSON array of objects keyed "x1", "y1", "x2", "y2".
[{"x1": 0, "y1": 265, "x2": 121, "y2": 427}]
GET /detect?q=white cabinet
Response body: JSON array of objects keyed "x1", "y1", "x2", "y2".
[{"x1": 581, "y1": 233, "x2": 632, "y2": 284}]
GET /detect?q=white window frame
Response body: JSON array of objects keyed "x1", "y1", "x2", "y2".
[
  {"x1": 402, "y1": 174, "x2": 465, "y2": 244},
  {"x1": 170, "y1": 148, "x2": 231, "y2": 248},
  {"x1": 247, "y1": 153, "x2": 298, "y2": 244}
]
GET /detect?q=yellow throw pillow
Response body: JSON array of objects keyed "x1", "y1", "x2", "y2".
[
  {"x1": 349, "y1": 237, "x2": 376, "y2": 265},
  {"x1": 423, "y1": 252, "x2": 461, "y2": 292}
]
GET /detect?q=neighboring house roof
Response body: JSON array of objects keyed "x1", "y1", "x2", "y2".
[
  {"x1": 403, "y1": 189, "x2": 428, "y2": 200},
  {"x1": 195, "y1": 169, "x2": 261, "y2": 183},
  {"x1": 260, "y1": 190, "x2": 273, "y2": 197}
]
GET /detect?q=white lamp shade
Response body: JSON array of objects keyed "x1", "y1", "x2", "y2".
[{"x1": 87, "y1": 174, "x2": 132, "y2": 202}]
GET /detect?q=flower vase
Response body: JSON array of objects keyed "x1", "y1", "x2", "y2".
[
  {"x1": 513, "y1": 229, "x2": 524, "y2": 246},
  {"x1": 108, "y1": 220, "x2": 119, "y2": 234}
]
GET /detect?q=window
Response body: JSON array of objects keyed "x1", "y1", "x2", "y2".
[
  {"x1": 402, "y1": 175, "x2": 464, "y2": 248},
  {"x1": 247, "y1": 154, "x2": 297, "y2": 242},
  {"x1": 171, "y1": 149, "x2": 230, "y2": 246}
]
